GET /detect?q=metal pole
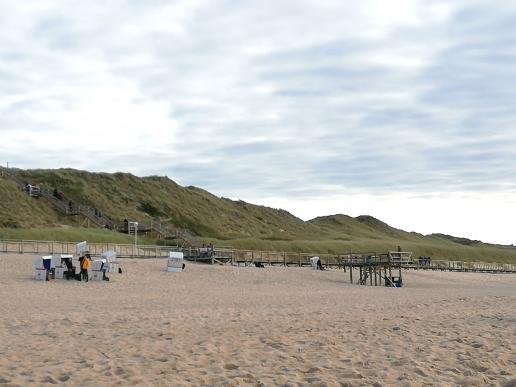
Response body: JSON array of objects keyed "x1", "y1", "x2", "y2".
[{"x1": 135, "y1": 222, "x2": 138, "y2": 250}]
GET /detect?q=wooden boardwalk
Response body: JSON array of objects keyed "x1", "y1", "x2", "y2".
[{"x1": 1, "y1": 239, "x2": 516, "y2": 274}]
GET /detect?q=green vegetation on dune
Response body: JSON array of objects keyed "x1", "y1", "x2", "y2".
[
  {"x1": 1, "y1": 168, "x2": 515, "y2": 263},
  {"x1": 0, "y1": 227, "x2": 152, "y2": 244},
  {"x1": 12, "y1": 169, "x2": 318, "y2": 240},
  {"x1": 0, "y1": 178, "x2": 73, "y2": 228},
  {"x1": 205, "y1": 238, "x2": 516, "y2": 263}
]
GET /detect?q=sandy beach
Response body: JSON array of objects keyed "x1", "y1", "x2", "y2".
[{"x1": 0, "y1": 253, "x2": 515, "y2": 386}]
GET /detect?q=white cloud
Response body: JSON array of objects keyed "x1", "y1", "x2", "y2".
[{"x1": 1, "y1": 0, "x2": 515, "y2": 244}]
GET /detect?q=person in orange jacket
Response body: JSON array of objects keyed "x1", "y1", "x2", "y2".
[{"x1": 80, "y1": 253, "x2": 91, "y2": 282}]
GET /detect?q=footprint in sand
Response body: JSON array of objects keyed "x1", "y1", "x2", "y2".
[
  {"x1": 41, "y1": 375, "x2": 58, "y2": 384},
  {"x1": 114, "y1": 367, "x2": 125, "y2": 376},
  {"x1": 57, "y1": 374, "x2": 71, "y2": 382}
]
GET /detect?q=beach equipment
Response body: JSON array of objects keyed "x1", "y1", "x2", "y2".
[
  {"x1": 101, "y1": 250, "x2": 120, "y2": 273},
  {"x1": 89, "y1": 259, "x2": 106, "y2": 281},
  {"x1": 32, "y1": 257, "x2": 46, "y2": 280},
  {"x1": 76, "y1": 241, "x2": 89, "y2": 254},
  {"x1": 167, "y1": 251, "x2": 184, "y2": 272},
  {"x1": 90, "y1": 262, "x2": 105, "y2": 281},
  {"x1": 32, "y1": 255, "x2": 77, "y2": 280},
  {"x1": 88, "y1": 250, "x2": 119, "y2": 281},
  {"x1": 53, "y1": 254, "x2": 74, "y2": 279},
  {"x1": 310, "y1": 256, "x2": 320, "y2": 270}
]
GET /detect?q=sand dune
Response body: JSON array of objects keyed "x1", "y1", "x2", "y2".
[{"x1": 0, "y1": 253, "x2": 515, "y2": 386}]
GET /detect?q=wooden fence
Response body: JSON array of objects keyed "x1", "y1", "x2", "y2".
[
  {"x1": 1, "y1": 239, "x2": 515, "y2": 273},
  {"x1": 0, "y1": 239, "x2": 176, "y2": 258}
]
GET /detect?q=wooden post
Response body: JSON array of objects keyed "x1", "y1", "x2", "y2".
[
  {"x1": 374, "y1": 267, "x2": 377, "y2": 286},
  {"x1": 369, "y1": 267, "x2": 373, "y2": 286},
  {"x1": 349, "y1": 265, "x2": 353, "y2": 284},
  {"x1": 382, "y1": 266, "x2": 386, "y2": 286}
]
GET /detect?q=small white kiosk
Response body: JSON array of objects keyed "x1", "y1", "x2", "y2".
[{"x1": 167, "y1": 251, "x2": 184, "y2": 272}]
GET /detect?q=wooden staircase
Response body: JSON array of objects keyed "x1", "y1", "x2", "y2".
[{"x1": 1, "y1": 167, "x2": 198, "y2": 248}]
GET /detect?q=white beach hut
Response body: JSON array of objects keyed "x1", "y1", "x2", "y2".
[
  {"x1": 76, "y1": 241, "x2": 89, "y2": 255},
  {"x1": 32, "y1": 257, "x2": 46, "y2": 280},
  {"x1": 167, "y1": 251, "x2": 184, "y2": 272},
  {"x1": 310, "y1": 256, "x2": 320, "y2": 270},
  {"x1": 101, "y1": 250, "x2": 120, "y2": 273}
]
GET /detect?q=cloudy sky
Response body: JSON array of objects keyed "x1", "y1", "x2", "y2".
[{"x1": 1, "y1": 1, "x2": 515, "y2": 244}]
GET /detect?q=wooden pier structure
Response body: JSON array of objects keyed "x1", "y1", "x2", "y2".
[{"x1": 337, "y1": 252, "x2": 406, "y2": 287}]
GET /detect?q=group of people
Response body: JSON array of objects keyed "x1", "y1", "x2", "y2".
[
  {"x1": 199, "y1": 243, "x2": 214, "y2": 257},
  {"x1": 418, "y1": 256, "x2": 432, "y2": 266},
  {"x1": 38, "y1": 254, "x2": 92, "y2": 282},
  {"x1": 78, "y1": 253, "x2": 114, "y2": 282}
]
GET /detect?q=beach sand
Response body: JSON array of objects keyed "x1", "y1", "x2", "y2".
[{"x1": 0, "y1": 253, "x2": 515, "y2": 386}]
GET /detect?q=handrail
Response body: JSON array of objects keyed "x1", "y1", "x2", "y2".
[{"x1": 2, "y1": 169, "x2": 198, "y2": 246}]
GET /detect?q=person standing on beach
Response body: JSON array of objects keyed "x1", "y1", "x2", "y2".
[{"x1": 80, "y1": 254, "x2": 91, "y2": 282}]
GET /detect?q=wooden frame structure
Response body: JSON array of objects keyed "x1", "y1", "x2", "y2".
[{"x1": 337, "y1": 252, "x2": 404, "y2": 287}]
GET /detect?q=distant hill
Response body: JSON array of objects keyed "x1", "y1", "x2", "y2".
[
  {"x1": 1, "y1": 167, "x2": 515, "y2": 262},
  {"x1": 429, "y1": 233, "x2": 482, "y2": 246}
]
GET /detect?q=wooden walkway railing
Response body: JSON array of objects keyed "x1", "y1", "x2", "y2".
[
  {"x1": 1, "y1": 168, "x2": 197, "y2": 246},
  {"x1": 0, "y1": 239, "x2": 177, "y2": 258},
  {"x1": 1, "y1": 239, "x2": 516, "y2": 273}
]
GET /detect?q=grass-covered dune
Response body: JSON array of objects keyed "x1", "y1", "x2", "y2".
[{"x1": 1, "y1": 168, "x2": 515, "y2": 263}]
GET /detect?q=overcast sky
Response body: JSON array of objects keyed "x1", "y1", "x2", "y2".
[{"x1": 1, "y1": 1, "x2": 515, "y2": 244}]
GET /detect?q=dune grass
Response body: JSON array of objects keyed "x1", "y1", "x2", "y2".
[
  {"x1": 0, "y1": 227, "x2": 153, "y2": 244},
  {"x1": 0, "y1": 227, "x2": 515, "y2": 263},
  {"x1": 203, "y1": 237, "x2": 516, "y2": 263},
  {"x1": 1, "y1": 169, "x2": 515, "y2": 263}
]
